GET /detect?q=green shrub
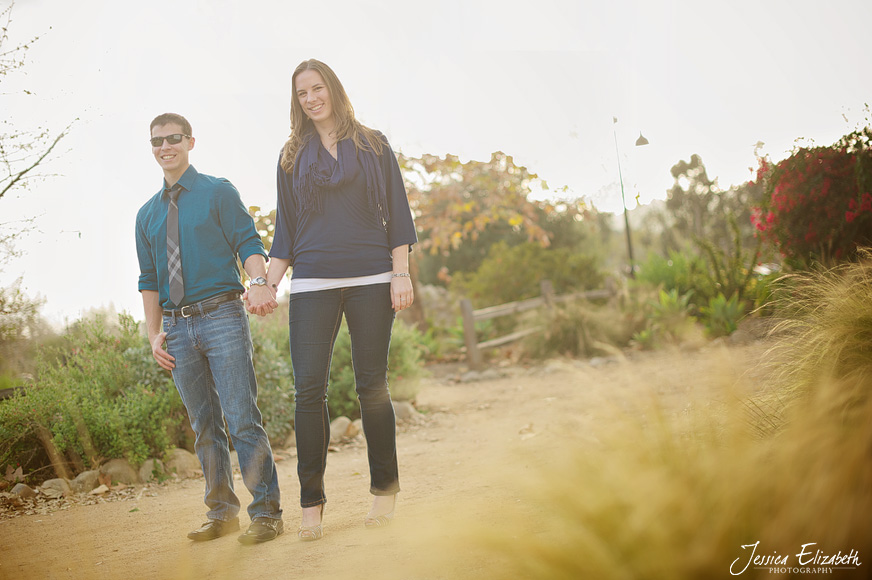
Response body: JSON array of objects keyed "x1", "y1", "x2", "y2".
[
  {"x1": 249, "y1": 303, "x2": 295, "y2": 445},
  {"x1": 651, "y1": 288, "x2": 696, "y2": 333},
  {"x1": 385, "y1": 320, "x2": 428, "y2": 401},
  {"x1": 750, "y1": 271, "x2": 782, "y2": 316},
  {"x1": 326, "y1": 325, "x2": 359, "y2": 420},
  {"x1": 449, "y1": 241, "x2": 604, "y2": 347},
  {"x1": 520, "y1": 300, "x2": 637, "y2": 359},
  {"x1": 700, "y1": 293, "x2": 744, "y2": 338},
  {"x1": 630, "y1": 327, "x2": 656, "y2": 351},
  {"x1": 631, "y1": 288, "x2": 702, "y2": 349},
  {"x1": 417, "y1": 319, "x2": 466, "y2": 362},
  {"x1": 0, "y1": 314, "x2": 186, "y2": 479},
  {"x1": 327, "y1": 319, "x2": 427, "y2": 420},
  {"x1": 634, "y1": 250, "x2": 713, "y2": 306},
  {"x1": 0, "y1": 373, "x2": 22, "y2": 391},
  {"x1": 694, "y1": 214, "x2": 761, "y2": 305},
  {"x1": 616, "y1": 282, "x2": 658, "y2": 344},
  {"x1": 252, "y1": 337, "x2": 295, "y2": 447},
  {"x1": 636, "y1": 215, "x2": 763, "y2": 324},
  {"x1": 451, "y1": 241, "x2": 603, "y2": 308},
  {"x1": 412, "y1": 285, "x2": 466, "y2": 362}
]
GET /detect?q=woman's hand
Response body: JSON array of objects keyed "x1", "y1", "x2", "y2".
[
  {"x1": 391, "y1": 275, "x2": 414, "y2": 312},
  {"x1": 246, "y1": 285, "x2": 278, "y2": 316}
]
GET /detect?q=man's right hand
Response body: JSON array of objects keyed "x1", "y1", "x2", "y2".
[
  {"x1": 245, "y1": 285, "x2": 278, "y2": 317},
  {"x1": 151, "y1": 331, "x2": 175, "y2": 370}
]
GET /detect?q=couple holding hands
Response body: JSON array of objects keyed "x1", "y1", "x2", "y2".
[{"x1": 135, "y1": 59, "x2": 416, "y2": 544}]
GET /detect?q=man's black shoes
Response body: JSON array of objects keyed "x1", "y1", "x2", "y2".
[
  {"x1": 237, "y1": 517, "x2": 284, "y2": 545},
  {"x1": 187, "y1": 517, "x2": 240, "y2": 541},
  {"x1": 186, "y1": 515, "x2": 283, "y2": 544}
]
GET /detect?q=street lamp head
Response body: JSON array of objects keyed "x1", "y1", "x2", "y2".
[{"x1": 635, "y1": 132, "x2": 649, "y2": 147}]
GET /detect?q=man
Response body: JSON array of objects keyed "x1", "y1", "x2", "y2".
[{"x1": 135, "y1": 113, "x2": 282, "y2": 544}]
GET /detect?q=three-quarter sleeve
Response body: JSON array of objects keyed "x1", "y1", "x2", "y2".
[
  {"x1": 135, "y1": 209, "x2": 159, "y2": 292},
  {"x1": 381, "y1": 141, "x2": 418, "y2": 251},
  {"x1": 269, "y1": 154, "x2": 297, "y2": 262}
]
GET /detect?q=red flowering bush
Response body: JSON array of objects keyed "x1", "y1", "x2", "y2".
[{"x1": 752, "y1": 129, "x2": 872, "y2": 265}]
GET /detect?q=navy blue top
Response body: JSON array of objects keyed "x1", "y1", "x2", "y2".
[
  {"x1": 269, "y1": 138, "x2": 417, "y2": 278},
  {"x1": 135, "y1": 165, "x2": 267, "y2": 308}
]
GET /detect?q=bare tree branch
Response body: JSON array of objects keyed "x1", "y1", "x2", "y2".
[
  {"x1": 0, "y1": 120, "x2": 72, "y2": 200},
  {"x1": 0, "y1": 1, "x2": 74, "y2": 202}
]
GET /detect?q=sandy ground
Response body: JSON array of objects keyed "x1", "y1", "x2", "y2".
[{"x1": 0, "y1": 343, "x2": 767, "y2": 580}]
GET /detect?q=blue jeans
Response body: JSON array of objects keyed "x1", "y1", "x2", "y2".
[
  {"x1": 164, "y1": 299, "x2": 282, "y2": 522},
  {"x1": 289, "y1": 283, "x2": 400, "y2": 507}
]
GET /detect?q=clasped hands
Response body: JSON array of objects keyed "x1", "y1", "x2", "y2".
[{"x1": 245, "y1": 285, "x2": 278, "y2": 316}]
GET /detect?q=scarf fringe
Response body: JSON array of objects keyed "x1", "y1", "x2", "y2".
[
  {"x1": 297, "y1": 158, "x2": 323, "y2": 216},
  {"x1": 293, "y1": 136, "x2": 388, "y2": 227}
]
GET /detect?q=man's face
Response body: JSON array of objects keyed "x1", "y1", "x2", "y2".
[{"x1": 151, "y1": 123, "x2": 194, "y2": 176}]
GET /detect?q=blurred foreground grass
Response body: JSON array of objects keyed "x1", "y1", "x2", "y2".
[{"x1": 445, "y1": 256, "x2": 872, "y2": 579}]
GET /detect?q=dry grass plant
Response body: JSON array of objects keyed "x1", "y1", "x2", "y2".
[
  {"x1": 445, "y1": 255, "x2": 872, "y2": 579},
  {"x1": 519, "y1": 297, "x2": 647, "y2": 360},
  {"x1": 466, "y1": 380, "x2": 872, "y2": 579},
  {"x1": 748, "y1": 250, "x2": 872, "y2": 435}
]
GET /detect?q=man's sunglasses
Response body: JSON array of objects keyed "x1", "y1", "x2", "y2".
[{"x1": 150, "y1": 134, "x2": 190, "y2": 147}]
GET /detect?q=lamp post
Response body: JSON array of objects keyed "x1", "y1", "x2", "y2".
[{"x1": 612, "y1": 118, "x2": 648, "y2": 278}]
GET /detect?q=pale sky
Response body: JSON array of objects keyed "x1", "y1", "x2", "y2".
[{"x1": 2, "y1": 0, "x2": 870, "y2": 326}]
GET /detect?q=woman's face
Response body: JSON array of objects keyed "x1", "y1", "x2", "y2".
[{"x1": 295, "y1": 69, "x2": 333, "y2": 127}]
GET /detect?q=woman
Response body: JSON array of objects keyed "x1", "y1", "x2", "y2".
[{"x1": 263, "y1": 59, "x2": 417, "y2": 541}]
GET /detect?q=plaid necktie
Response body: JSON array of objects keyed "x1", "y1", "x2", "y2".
[{"x1": 165, "y1": 183, "x2": 185, "y2": 306}]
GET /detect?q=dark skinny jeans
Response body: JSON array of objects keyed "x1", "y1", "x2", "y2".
[{"x1": 289, "y1": 283, "x2": 400, "y2": 507}]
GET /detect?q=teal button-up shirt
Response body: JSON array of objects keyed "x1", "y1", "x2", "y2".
[{"x1": 136, "y1": 165, "x2": 267, "y2": 309}]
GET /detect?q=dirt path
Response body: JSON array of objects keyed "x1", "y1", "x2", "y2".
[{"x1": 0, "y1": 343, "x2": 765, "y2": 580}]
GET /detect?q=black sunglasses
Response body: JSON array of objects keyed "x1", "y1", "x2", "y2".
[{"x1": 150, "y1": 134, "x2": 190, "y2": 147}]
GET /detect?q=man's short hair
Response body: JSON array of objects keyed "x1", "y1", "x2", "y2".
[{"x1": 150, "y1": 113, "x2": 192, "y2": 136}]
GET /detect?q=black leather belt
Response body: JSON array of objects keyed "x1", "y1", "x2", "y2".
[{"x1": 163, "y1": 291, "x2": 241, "y2": 318}]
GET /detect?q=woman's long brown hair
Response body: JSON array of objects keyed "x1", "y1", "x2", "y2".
[{"x1": 280, "y1": 59, "x2": 384, "y2": 174}]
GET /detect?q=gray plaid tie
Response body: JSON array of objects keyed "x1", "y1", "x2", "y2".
[{"x1": 166, "y1": 183, "x2": 185, "y2": 306}]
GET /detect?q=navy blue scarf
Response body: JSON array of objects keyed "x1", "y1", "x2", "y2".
[{"x1": 292, "y1": 135, "x2": 389, "y2": 225}]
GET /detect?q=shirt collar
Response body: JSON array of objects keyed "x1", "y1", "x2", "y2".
[{"x1": 162, "y1": 165, "x2": 199, "y2": 198}]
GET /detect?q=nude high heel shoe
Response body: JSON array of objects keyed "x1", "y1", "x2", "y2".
[
  {"x1": 298, "y1": 504, "x2": 324, "y2": 541},
  {"x1": 364, "y1": 495, "x2": 396, "y2": 529}
]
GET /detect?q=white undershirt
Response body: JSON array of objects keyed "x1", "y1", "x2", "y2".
[{"x1": 289, "y1": 271, "x2": 393, "y2": 294}]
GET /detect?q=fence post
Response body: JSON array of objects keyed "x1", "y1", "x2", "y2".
[
  {"x1": 459, "y1": 298, "x2": 483, "y2": 370},
  {"x1": 540, "y1": 279, "x2": 555, "y2": 308}
]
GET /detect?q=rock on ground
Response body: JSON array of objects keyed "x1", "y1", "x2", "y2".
[
  {"x1": 138, "y1": 459, "x2": 166, "y2": 483},
  {"x1": 40, "y1": 478, "x2": 72, "y2": 498},
  {"x1": 164, "y1": 448, "x2": 201, "y2": 479},
  {"x1": 89, "y1": 484, "x2": 110, "y2": 495},
  {"x1": 330, "y1": 416, "x2": 353, "y2": 443},
  {"x1": 70, "y1": 470, "x2": 100, "y2": 494},
  {"x1": 393, "y1": 401, "x2": 419, "y2": 423},
  {"x1": 100, "y1": 459, "x2": 140, "y2": 485},
  {"x1": 11, "y1": 483, "x2": 36, "y2": 498}
]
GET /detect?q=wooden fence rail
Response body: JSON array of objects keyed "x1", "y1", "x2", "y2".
[{"x1": 459, "y1": 280, "x2": 613, "y2": 370}]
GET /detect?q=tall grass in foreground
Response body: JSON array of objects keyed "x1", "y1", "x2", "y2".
[
  {"x1": 471, "y1": 256, "x2": 872, "y2": 579},
  {"x1": 749, "y1": 253, "x2": 872, "y2": 435}
]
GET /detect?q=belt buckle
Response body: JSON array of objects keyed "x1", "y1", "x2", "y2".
[{"x1": 180, "y1": 305, "x2": 195, "y2": 318}]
